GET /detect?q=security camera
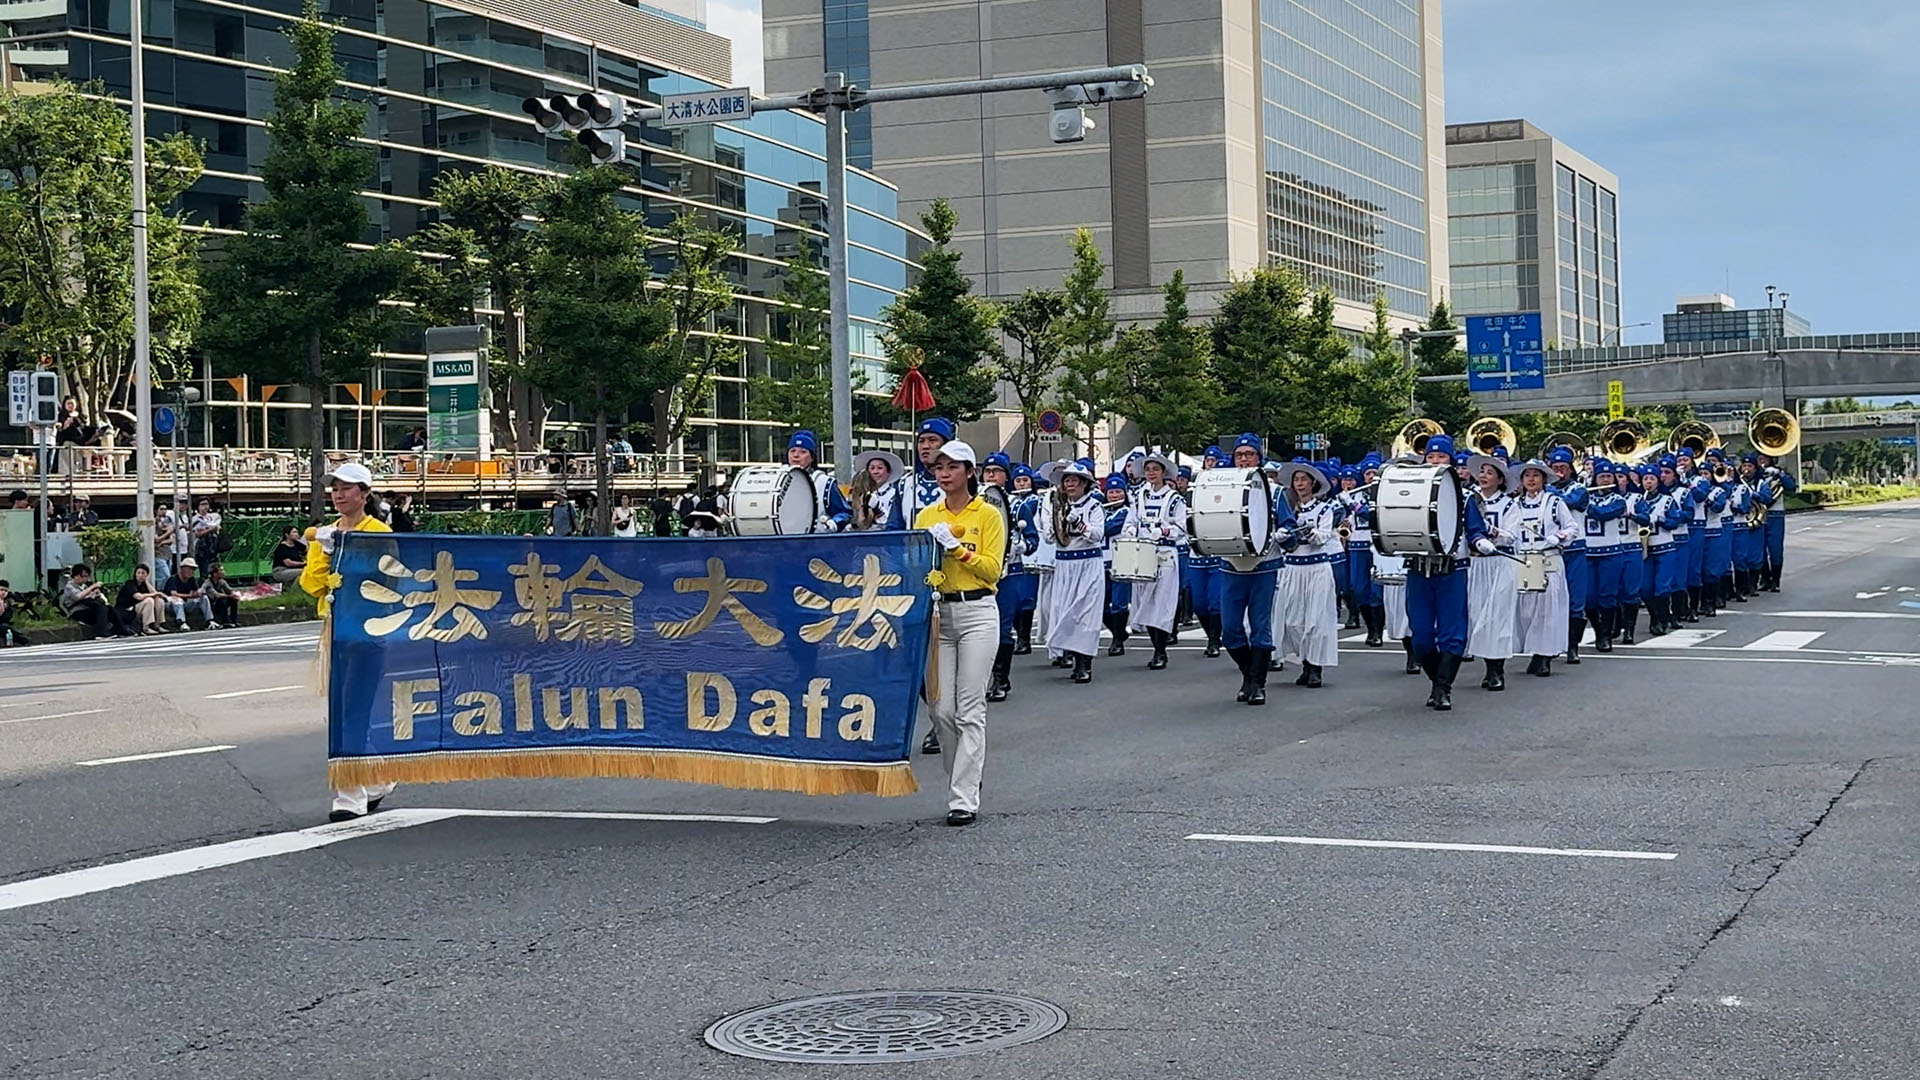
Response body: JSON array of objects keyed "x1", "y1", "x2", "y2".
[{"x1": 1050, "y1": 105, "x2": 1095, "y2": 144}]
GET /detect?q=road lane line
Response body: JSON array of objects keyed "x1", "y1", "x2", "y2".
[
  {"x1": 1625, "y1": 628, "x2": 1723, "y2": 649},
  {"x1": 0, "y1": 808, "x2": 777, "y2": 913},
  {"x1": 204, "y1": 685, "x2": 305, "y2": 700},
  {"x1": 1187, "y1": 833, "x2": 1676, "y2": 861},
  {"x1": 0, "y1": 709, "x2": 108, "y2": 727},
  {"x1": 77, "y1": 745, "x2": 238, "y2": 767},
  {"x1": 1741, "y1": 630, "x2": 1825, "y2": 651}
]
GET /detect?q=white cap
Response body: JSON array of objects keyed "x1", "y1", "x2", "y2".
[
  {"x1": 935, "y1": 440, "x2": 977, "y2": 466},
  {"x1": 327, "y1": 462, "x2": 374, "y2": 487}
]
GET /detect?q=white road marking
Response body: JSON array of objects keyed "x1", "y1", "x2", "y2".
[
  {"x1": 204, "y1": 685, "x2": 304, "y2": 700},
  {"x1": 1741, "y1": 630, "x2": 1825, "y2": 651},
  {"x1": 1626, "y1": 629, "x2": 1724, "y2": 649},
  {"x1": 0, "y1": 708, "x2": 108, "y2": 727},
  {"x1": 1857, "y1": 591, "x2": 1890, "y2": 599},
  {"x1": 1187, "y1": 833, "x2": 1676, "y2": 861},
  {"x1": 1719, "y1": 996, "x2": 1746, "y2": 1008},
  {"x1": 1794, "y1": 527, "x2": 1814, "y2": 533},
  {"x1": 1339, "y1": 632, "x2": 1368, "y2": 643},
  {"x1": 77, "y1": 745, "x2": 237, "y2": 767},
  {"x1": 1729, "y1": 610, "x2": 1920, "y2": 620},
  {"x1": 0, "y1": 807, "x2": 777, "y2": 914}
]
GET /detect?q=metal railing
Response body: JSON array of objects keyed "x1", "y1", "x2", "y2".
[{"x1": 1545, "y1": 331, "x2": 1920, "y2": 376}]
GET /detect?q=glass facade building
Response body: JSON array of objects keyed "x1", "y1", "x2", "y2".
[
  {"x1": 1664, "y1": 298, "x2": 1812, "y2": 345},
  {"x1": 1260, "y1": 0, "x2": 1432, "y2": 318},
  {"x1": 3, "y1": 0, "x2": 924, "y2": 467},
  {"x1": 820, "y1": 0, "x2": 871, "y2": 169},
  {"x1": 1446, "y1": 119, "x2": 1621, "y2": 348}
]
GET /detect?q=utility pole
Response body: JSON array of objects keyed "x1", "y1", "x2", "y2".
[{"x1": 130, "y1": 0, "x2": 156, "y2": 571}]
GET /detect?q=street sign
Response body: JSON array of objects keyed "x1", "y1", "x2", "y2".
[
  {"x1": 1294, "y1": 433, "x2": 1327, "y2": 452},
  {"x1": 1607, "y1": 380, "x2": 1624, "y2": 420},
  {"x1": 660, "y1": 87, "x2": 753, "y2": 128},
  {"x1": 7, "y1": 372, "x2": 28, "y2": 427},
  {"x1": 1882, "y1": 436, "x2": 1915, "y2": 448},
  {"x1": 1465, "y1": 312, "x2": 1545, "y2": 392},
  {"x1": 428, "y1": 352, "x2": 487, "y2": 454},
  {"x1": 154, "y1": 406, "x2": 177, "y2": 436},
  {"x1": 1037, "y1": 409, "x2": 1064, "y2": 435}
]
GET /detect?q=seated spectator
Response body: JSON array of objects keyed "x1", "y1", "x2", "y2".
[
  {"x1": 206, "y1": 564, "x2": 239, "y2": 627},
  {"x1": 0, "y1": 579, "x2": 24, "y2": 647},
  {"x1": 270, "y1": 526, "x2": 307, "y2": 584},
  {"x1": 161, "y1": 557, "x2": 219, "y2": 630},
  {"x1": 115, "y1": 565, "x2": 168, "y2": 635},
  {"x1": 61, "y1": 563, "x2": 133, "y2": 639}
]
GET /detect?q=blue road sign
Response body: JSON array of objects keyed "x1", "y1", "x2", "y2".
[
  {"x1": 1466, "y1": 312, "x2": 1546, "y2": 392},
  {"x1": 154, "y1": 406, "x2": 177, "y2": 436},
  {"x1": 1882, "y1": 435, "x2": 1915, "y2": 447}
]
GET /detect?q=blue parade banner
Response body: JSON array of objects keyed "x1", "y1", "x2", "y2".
[{"x1": 325, "y1": 531, "x2": 941, "y2": 797}]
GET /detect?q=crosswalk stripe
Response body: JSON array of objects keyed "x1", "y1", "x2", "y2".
[
  {"x1": 1625, "y1": 629, "x2": 1724, "y2": 649},
  {"x1": 1741, "y1": 630, "x2": 1826, "y2": 651}
]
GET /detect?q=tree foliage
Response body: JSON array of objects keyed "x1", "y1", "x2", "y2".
[
  {"x1": 996, "y1": 288, "x2": 1065, "y2": 462},
  {"x1": 1053, "y1": 229, "x2": 1119, "y2": 452},
  {"x1": 746, "y1": 246, "x2": 845, "y2": 454},
  {"x1": 881, "y1": 198, "x2": 999, "y2": 422},
  {"x1": 1346, "y1": 292, "x2": 1416, "y2": 458},
  {"x1": 0, "y1": 82, "x2": 203, "y2": 439},
  {"x1": 646, "y1": 213, "x2": 742, "y2": 454},
  {"x1": 201, "y1": 2, "x2": 408, "y2": 518},
  {"x1": 1807, "y1": 397, "x2": 1912, "y2": 481},
  {"x1": 1114, "y1": 270, "x2": 1220, "y2": 453},
  {"x1": 1208, "y1": 266, "x2": 1311, "y2": 446},
  {"x1": 1412, "y1": 299, "x2": 1476, "y2": 436}
]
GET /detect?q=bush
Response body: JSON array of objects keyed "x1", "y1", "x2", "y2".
[{"x1": 76, "y1": 524, "x2": 139, "y2": 575}]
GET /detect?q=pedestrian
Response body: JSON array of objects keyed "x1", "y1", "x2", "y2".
[
  {"x1": 161, "y1": 557, "x2": 218, "y2": 630},
  {"x1": 206, "y1": 564, "x2": 239, "y2": 627},
  {"x1": 610, "y1": 493, "x2": 637, "y2": 537},
  {"x1": 168, "y1": 496, "x2": 192, "y2": 581},
  {"x1": 914, "y1": 440, "x2": 1004, "y2": 827},
  {"x1": 300, "y1": 461, "x2": 397, "y2": 822},
  {"x1": 648, "y1": 492, "x2": 674, "y2": 537},
  {"x1": 116, "y1": 565, "x2": 168, "y2": 634},
  {"x1": 61, "y1": 564, "x2": 133, "y2": 638},
  {"x1": 67, "y1": 494, "x2": 99, "y2": 529},
  {"x1": 549, "y1": 492, "x2": 577, "y2": 537}
]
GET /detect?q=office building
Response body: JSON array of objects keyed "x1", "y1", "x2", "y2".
[
  {"x1": 1445, "y1": 119, "x2": 1621, "y2": 348},
  {"x1": 1664, "y1": 294, "x2": 1812, "y2": 345},
  {"x1": 1, "y1": 0, "x2": 924, "y2": 468},
  {"x1": 764, "y1": 0, "x2": 1449, "y2": 334}
]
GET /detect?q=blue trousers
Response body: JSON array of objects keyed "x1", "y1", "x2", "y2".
[
  {"x1": 1588, "y1": 552, "x2": 1625, "y2": 610},
  {"x1": 1641, "y1": 550, "x2": 1661, "y2": 604},
  {"x1": 1732, "y1": 525, "x2": 1760, "y2": 571},
  {"x1": 1563, "y1": 547, "x2": 1588, "y2": 617},
  {"x1": 1616, "y1": 550, "x2": 1644, "y2": 606},
  {"x1": 997, "y1": 571, "x2": 1039, "y2": 643},
  {"x1": 1405, "y1": 565, "x2": 1468, "y2": 657},
  {"x1": 1332, "y1": 552, "x2": 1351, "y2": 607},
  {"x1": 1764, "y1": 515, "x2": 1786, "y2": 581},
  {"x1": 1219, "y1": 569, "x2": 1277, "y2": 650},
  {"x1": 1685, "y1": 527, "x2": 1706, "y2": 588},
  {"x1": 1105, "y1": 573, "x2": 1131, "y2": 616},
  {"x1": 1705, "y1": 529, "x2": 1732, "y2": 580},
  {"x1": 1656, "y1": 546, "x2": 1686, "y2": 597},
  {"x1": 1185, "y1": 560, "x2": 1222, "y2": 617},
  {"x1": 1346, "y1": 546, "x2": 1382, "y2": 608}
]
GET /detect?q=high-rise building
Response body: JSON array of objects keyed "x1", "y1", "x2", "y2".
[
  {"x1": 1444, "y1": 119, "x2": 1621, "y2": 348},
  {"x1": 763, "y1": 0, "x2": 1448, "y2": 333},
  {"x1": 1, "y1": 0, "x2": 925, "y2": 467},
  {"x1": 1664, "y1": 294, "x2": 1812, "y2": 345}
]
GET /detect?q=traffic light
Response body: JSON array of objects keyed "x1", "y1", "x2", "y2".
[
  {"x1": 29, "y1": 370, "x2": 57, "y2": 425},
  {"x1": 521, "y1": 90, "x2": 629, "y2": 163}
]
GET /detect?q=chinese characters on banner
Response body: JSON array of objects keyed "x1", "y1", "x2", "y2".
[{"x1": 327, "y1": 533, "x2": 940, "y2": 797}]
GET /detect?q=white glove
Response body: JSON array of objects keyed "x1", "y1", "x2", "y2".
[
  {"x1": 314, "y1": 525, "x2": 338, "y2": 555},
  {"x1": 1474, "y1": 538, "x2": 1498, "y2": 556},
  {"x1": 1159, "y1": 524, "x2": 1172, "y2": 539},
  {"x1": 815, "y1": 515, "x2": 836, "y2": 533},
  {"x1": 926, "y1": 522, "x2": 961, "y2": 550}
]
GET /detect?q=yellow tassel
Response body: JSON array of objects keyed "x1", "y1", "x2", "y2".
[
  {"x1": 328, "y1": 748, "x2": 919, "y2": 798},
  {"x1": 310, "y1": 612, "x2": 333, "y2": 700}
]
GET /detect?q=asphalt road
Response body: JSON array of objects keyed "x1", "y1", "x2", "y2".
[{"x1": 4, "y1": 502, "x2": 1920, "y2": 1079}]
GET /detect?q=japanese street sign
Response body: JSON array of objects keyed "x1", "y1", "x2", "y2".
[
  {"x1": 661, "y1": 87, "x2": 754, "y2": 128},
  {"x1": 1607, "y1": 380, "x2": 1625, "y2": 420},
  {"x1": 7, "y1": 372, "x2": 28, "y2": 427},
  {"x1": 1037, "y1": 409, "x2": 1064, "y2": 435},
  {"x1": 1465, "y1": 312, "x2": 1545, "y2": 392}
]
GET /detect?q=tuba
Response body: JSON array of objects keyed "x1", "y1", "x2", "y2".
[
  {"x1": 1667, "y1": 420, "x2": 1722, "y2": 459},
  {"x1": 1539, "y1": 431, "x2": 1590, "y2": 476},
  {"x1": 1597, "y1": 418, "x2": 1657, "y2": 463},
  {"x1": 1749, "y1": 408, "x2": 1801, "y2": 457},
  {"x1": 1390, "y1": 418, "x2": 1445, "y2": 460},
  {"x1": 1464, "y1": 417, "x2": 1517, "y2": 458}
]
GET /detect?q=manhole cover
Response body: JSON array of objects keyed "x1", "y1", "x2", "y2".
[{"x1": 703, "y1": 989, "x2": 1068, "y2": 1063}]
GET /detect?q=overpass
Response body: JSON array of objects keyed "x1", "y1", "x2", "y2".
[
  {"x1": 1471, "y1": 332, "x2": 1920, "y2": 415},
  {"x1": 1699, "y1": 409, "x2": 1920, "y2": 448}
]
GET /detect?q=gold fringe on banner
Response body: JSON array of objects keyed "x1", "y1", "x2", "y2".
[{"x1": 329, "y1": 748, "x2": 919, "y2": 798}]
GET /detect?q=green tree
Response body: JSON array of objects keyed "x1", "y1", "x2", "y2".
[
  {"x1": 647, "y1": 214, "x2": 742, "y2": 457},
  {"x1": 747, "y1": 247, "x2": 844, "y2": 452},
  {"x1": 0, "y1": 82, "x2": 203, "y2": 439},
  {"x1": 1345, "y1": 292, "x2": 1416, "y2": 458},
  {"x1": 523, "y1": 166, "x2": 668, "y2": 531},
  {"x1": 1413, "y1": 299, "x2": 1475, "y2": 436},
  {"x1": 1807, "y1": 398, "x2": 1910, "y2": 481},
  {"x1": 997, "y1": 288, "x2": 1066, "y2": 461},
  {"x1": 201, "y1": 3, "x2": 409, "y2": 519},
  {"x1": 1053, "y1": 228, "x2": 1119, "y2": 453},
  {"x1": 1209, "y1": 265, "x2": 1312, "y2": 446},
  {"x1": 881, "y1": 199, "x2": 999, "y2": 422},
  {"x1": 1115, "y1": 270, "x2": 1220, "y2": 452}
]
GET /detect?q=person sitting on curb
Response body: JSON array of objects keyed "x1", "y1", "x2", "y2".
[
  {"x1": 270, "y1": 526, "x2": 307, "y2": 585},
  {"x1": 61, "y1": 564, "x2": 134, "y2": 639},
  {"x1": 116, "y1": 565, "x2": 168, "y2": 635},
  {"x1": 206, "y1": 563, "x2": 239, "y2": 627},
  {"x1": 0, "y1": 580, "x2": 23, "y2": 646},
  {"x1": 161, "y1": 557, "x2": 219, "y2": 630}
]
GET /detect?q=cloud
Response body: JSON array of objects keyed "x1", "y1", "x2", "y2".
[{"x1": 705, "y1": 0, "x2": 765, "y2": 93}]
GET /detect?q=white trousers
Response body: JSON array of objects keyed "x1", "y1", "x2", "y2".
[
  {"x1": 1035, "y1": 572, "x2": 1054, "y2": 642},
  {"x1": 1128, "y1": 551, "x2": 1180, "y2": 633},
  {"x1": 1383, "y1": 581, "x2": 1409, "y2": 640},
  {"x1": 331, "y1": 783, "x2": 396, "y2": 816},
  {"x1": 1278, "y1": 562, "x2": 1340, "y2": 667},
  {"x1": 1514, "y1": 571, "x2": 1570, "y2": 658},
  {"x1": 1468, "y1": 556, "x2": 1518, "y2": 660},
  {"x1": 931, "y1": 598, "x2": 996, "y2": 813},
  {"x1": 1046, "y1": 558, "x2": 1104, "y2": 658}
]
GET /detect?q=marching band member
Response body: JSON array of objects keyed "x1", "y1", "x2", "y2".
[
  {"x1": 1375, "y1": 456, "x2": 1417, "y2": 674},
  {"x1": 1032, "y1": 462, "x2": 1063, "y2": 649},
  {"x1": 1220, "y1": 435, "x2": 1296, "y2": 705},
  {"x1": 1582, "y1": 459, "x2": 1627, "y2": 652},
  {"x1": 786, "y1": 430, "x2": 853, "y2": 531},
  {"x1": 1676, "y1": 448, "x2": 1709, "y2": 621},
  {"x1": 1125, "y1": 452, "x2": 1189, "y2": 670},
  {"x1": 1008, "y1": 464, "x2": 1043, "y2": 651},
  {"x1": 1755, "y1": 452, "x2": 1798, "y2": 591},
  {"x1": 1406, "y1": 436, "x2": 1490, "y2": 711},
  {"x1": 887, "y1": 417, "x2": 954, "y2": 529},
  {"x1": 1467, "y1": 454, "x2": 1519, "y2": 691},
  {"x1": 1611, "y1": 463, "x2": 1652, "y2": 645},
  {"x1": 1185, "y1": 447, "x2": 1227, "y2": 657},
  {"x1": 1101, "y1": 473, "x2": 1133, "y2": 656},
  {"x1": 1661, "y1": 455, "x2": 1696, "y2": 623},
  {"x1": 1547, "y1": 447, "x2": 1590, "y2": 664},
  {"x1": 914, "y1": 440, "x2": 1004, "y2": 827},
  {"x1": 1277, "y1": 462, "x2": 1341, "y2": 688},
  {"x1": 983, "y1": 453, "x2": 1038, "y2": 704},
  {"x1": 1171, "y1": 464, "x2": 1195, "y2": 641},
  {"x1": 850, "y1": 449, "x2": 905, "y2": 531},
  {"x1": 1512, "y1": 459, "x2": 1580, "y2": 676},
  {"x1": 1643, "y1": 459, "x2": 1689, "y2": 635},
  {"x1": 1045, "y1": 458, "x2": 1107, "y2": 684},
  {"x1": 1732, "y1": 457, "x2": 1763, "y2": 599},
  {"x1": 1342, "y1": 461, "x2": 1386, "y2": 646},
  {"x1": 1703, "y1": 449, "x2": 1735, "y2": 612}
]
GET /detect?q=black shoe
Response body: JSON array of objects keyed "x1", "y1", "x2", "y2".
[
  {"x1": 1268, "y1": 652, "x2": 1284, "y2": 672},
  {"x1": 1248, "y1": 649, "x2": 1272, "y2": 705},
  {"x1": 1365, "y1": 607, "x2": 1384, "y2": 647},
  {"x1": 921, "y1": 731, "x2": 941, "y2": 755},
  {"x1": 1621, "y1": 607, "x2": 1638, "y2": 646},
  {"x1": 1485, "y1": 658, "x2": 1505, "y2": 692},
  {"x1": 1530, "y1": 654, "x2": 1553, "y2": 677},
  {"x1": 1051, "y1": 655, "x2": 1070, "y2": 668},
  {"x1": 1566, "y1": 618, "x2": 1584, "y2": 664},
  {"x1": 1013, "y1": 637, "x2": 1032, "y2": 655},
  {"x1": 1107, "y1": 629, "x2": 1126, "y2": 656},
  {"x1": 945, "y1": 809, "x2": 976, "y2": 827},
  {"x1": 1204, "y1": 635, "x2": 1221, "y2": 658},
  {"x1": 1343, "y1": 612, "x2": 1362, "y2": 631},
  {"x1": 1404, "y1": 639, "x2": 1420, "y2": 675},
  {"x1": 1071, "y1": 654, "x2": 1093, "y2": 683},
  {"x1": 328, "y1": 809, "x2": 363, "y2": 823},
  {"x1": 986, "y1": 678, "x2": 1008, "y2": 703},
  {"x1": 1148, "y1": 648, "x2": 1168, "y2": 670},
  {"x1": 1297, "y1": 662, "x2": 1321, "y2": 688},
  {"x1": 1296, "y1": 666, "x2": 1312, "y2": 687},
  {"x1": 1433, "y1": 653, "x2": 1460, "y2": 711}
]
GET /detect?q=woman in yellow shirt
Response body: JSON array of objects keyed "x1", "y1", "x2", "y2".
[
  {"x1": 302, "y1": 462, "x2": 397, "y2": 822},
  {"x1": 912, "y1": 440, "x2": 1004, "y2": 827}
]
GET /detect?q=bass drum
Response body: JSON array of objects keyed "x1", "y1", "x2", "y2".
[
  {"x1": 1188, "y1": 467, "x2": 1272, "y2": 558},
  {"x1": 1371, "y1": 553, "x2": 1407, "y2": 584},
  {"x1": 1371, "y1": 464, "x2": 1464, "y2": 557},
  {"x1": 730, "y1": 465, "x2": 817, "y2": 536}
]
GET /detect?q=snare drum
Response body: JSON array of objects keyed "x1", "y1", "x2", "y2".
[
  {"x1": 1371, "y1": 553, "x2": 1407, "y2": 585},
  {"x1": 1110, "y1": 537, "x2": 1164, "y2": 582},
  {"x1": 1517, "y1": 552, "x2": 1549, "y2": 592},
  {"x1": 730, "y1": 465, "x2": 818, "y2": 536},
  {"x1": 1371, "y1": 464, "x2": 1464, "y2": 558},
  {"x1": 1188, "y1": 467, "x2": 1272, "y2": 558}
]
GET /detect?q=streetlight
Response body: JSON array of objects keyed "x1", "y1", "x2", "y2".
[{"x1": 1601, "y1": 321, "x2": 1652, "y2": 346}]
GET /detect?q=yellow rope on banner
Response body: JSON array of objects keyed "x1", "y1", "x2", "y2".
[{"x1": 329, "y1": 748, "x2": 920, "y2": 797}]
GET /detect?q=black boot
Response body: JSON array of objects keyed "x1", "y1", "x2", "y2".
[
  {"x1": 1227, "y1": 646, "x2": 1253, "y2": 702},
  {"x1": 1306, "y1": 662, "x2": 1323, "y2": 688},
  {"x1": 1364, "y1": 606, "x2": 1385, "y2": 647},
  {"x1": 1105, "y1": 613, "x2": 1128, "y2": 656},
  {"x1": 1343, "y1": 607, "x2": 1362, "y2": 631},
  {"x1": 1013, "y1": 609, "x2": 1034, "y2": 654},
  {"x1": 1701, "y1": 584, "x2": 1717, "y2": 618},
  {"x1": 1071, "y1": 652, "x2": 1093, "y2": 683},
  {"x1": 1480, "y1": 657, "x2": 1494, "y2": 689},
  {"x1": 1432, "y1": 653, "x2": 1460, "y2": 711},
  {"x1": 1248, "y1": 649, "x2": 1271, "y2": 705},
  {"x1": 1268, "y1": 650, "x2": 1284, "y2": 672},
  {"x1": 921, "y1": 729, "x2": 941, "y2": 755},
  {"x1": 1147, "y1": 627, "x2": 1170, "y2": 670},
  {"x1": 1203, "y1": 615, "x2": 1222, "y2": 658},
  {"x1": 986, "y1": 642, "x2": 1013, "y2": 702},
  {"x1": 1621, "y1": 604, "x2": 1638, "y2": 645},
  {"x1": 1593, "y1": 608, "x2": 1613, "y2": 653},
  {"x1": 1682, "y1": 587, "x2": 1700, "y2": 623},
  {"x1": 1529, "y1": 654, "x2": 1552, "y2": 677},
  {"x1": 1051, "y1": 653, "x2": 1071, "y2": 668},
  {"x1": 1485, "y1": 657, "x2": 1505, "y2": 691},
  {"x1": 1567, "y1": 617, "x2": 1584, "y2": 665},
  {"x1": 1421, "y1": 651, "x2": 1442, "y2": 708},
  {"x1": 1404, "y1": 637, "x2": 1420, "y2": 675}
]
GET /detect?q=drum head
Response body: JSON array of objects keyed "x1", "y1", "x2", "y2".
[
  {"x1": 1431, "y1": 467, "x2": 1463, "y2": 554},
  {"x1": 774, "y1": 467, "x2": 816, "y2": 535},
  {"x1": 1245, "y1": 473, "x2": 1271, "y2": 553}
]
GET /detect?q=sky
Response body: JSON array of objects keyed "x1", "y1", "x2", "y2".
[{"x1": 701, "y1": 0, "x2": 1918, "y2": 344}]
